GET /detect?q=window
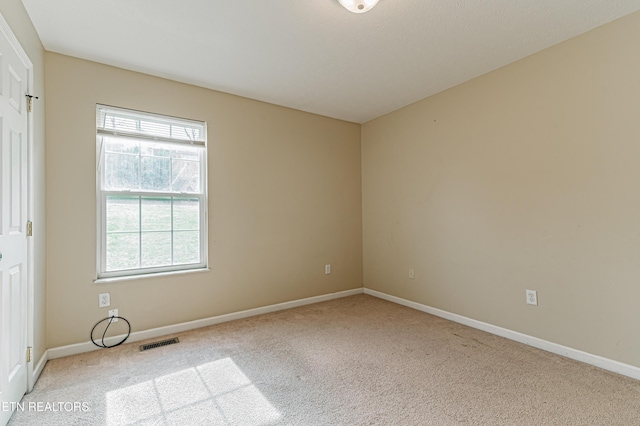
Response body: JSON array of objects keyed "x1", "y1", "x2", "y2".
[{"x1": 96, "y1": 105, "x2": 207, "y2": 279}]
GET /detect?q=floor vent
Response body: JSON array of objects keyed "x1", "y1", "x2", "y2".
[{"x1": 139, "y1": 337, "x2": 180, "y2": 352}]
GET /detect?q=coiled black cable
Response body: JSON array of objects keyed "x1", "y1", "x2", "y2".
[{"x1": 90, "y1": 316, "x2": 131, "y2": 348}]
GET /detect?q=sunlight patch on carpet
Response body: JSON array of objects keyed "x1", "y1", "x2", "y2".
[{"x1": 106, "y1": 357, "x2": 281, "y2": 425}]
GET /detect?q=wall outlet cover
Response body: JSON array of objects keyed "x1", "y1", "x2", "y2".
[
  {"x1": 99, "y1": 292, "x2": 111, "y2": 308},
  {"x1": 108, "y1": 308, "x2": 119, "y2": 322},
  {"x1": 526, "y1": 289, "x2": 538, "y2": 306}
]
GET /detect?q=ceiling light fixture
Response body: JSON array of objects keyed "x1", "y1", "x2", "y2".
[{"x1": 338, "y1": 0, "x2": 379, "y2": 14}]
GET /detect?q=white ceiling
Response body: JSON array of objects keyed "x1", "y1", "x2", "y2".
[{"x1": 21, "y1": 0, "x2": 640, "y2": 123}]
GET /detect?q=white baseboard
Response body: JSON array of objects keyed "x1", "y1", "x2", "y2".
[
  {"x1": 48, "y1": 288, "x2": 364, "y2": 360},
  {"x1": 45, "y1": 286, "x2": 640, "y2": 381},
  {"x1": 29, "y1": 351, "x2": 48, "y2": 392},
  {"x1": 364, "y1": 288, "x2": 640, "y2": 381}
]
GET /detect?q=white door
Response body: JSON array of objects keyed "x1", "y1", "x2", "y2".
[{"x1": 0, "y1": 22, "x2": 29, "y2": 426}]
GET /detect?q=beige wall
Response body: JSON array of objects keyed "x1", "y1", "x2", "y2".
[
  {"x1": 45, "y1": 53, "x2": 362, "y2": 348},
  {"x1": 362, "y1": 11, "x2": 640, "y2": 367},
  {"x1": 0, "y1": 2, "x2": 46, "y2": 365}
]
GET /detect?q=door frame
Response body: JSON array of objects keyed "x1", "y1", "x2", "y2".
[{"x1": 0, "y1": 11, "x2": 36, "y2": 393}]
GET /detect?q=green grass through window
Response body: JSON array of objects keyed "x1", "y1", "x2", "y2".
[{"x1": 105, "y1": 197, "x2": 200, "y2": 271}]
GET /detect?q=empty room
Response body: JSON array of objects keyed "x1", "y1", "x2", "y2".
[{"x1": 2, "y1": 0, "x2": 640, "y2": 424}]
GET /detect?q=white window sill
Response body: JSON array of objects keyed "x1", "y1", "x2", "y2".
[{"x1": 94, "y1": 267, "x2": 210, "y2": 284}]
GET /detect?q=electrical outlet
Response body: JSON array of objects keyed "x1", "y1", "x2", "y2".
[
  {"x1": 99, "y1": 292, "x2": 110, "y2": 308},
  {"x1": 325, "y1": 264, "x2": 331, "y2": 275},
  {"x1": 108, "y1": 309, "x2": 118, "y2": 322},
  {"x1": 526, "y1": 289, "x2": 538, "y2": 306},
  {"x1": 408, "y1": 268, "x2": 415, "y2": 279}
]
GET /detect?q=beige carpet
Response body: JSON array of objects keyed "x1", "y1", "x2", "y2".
[{"x1": 8, "y1": 294, "x2": 640, "y2": 425}]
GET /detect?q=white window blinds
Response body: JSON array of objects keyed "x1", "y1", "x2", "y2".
[{"x1": 96, "y1": 105, "x2": 206, "y2": 146}]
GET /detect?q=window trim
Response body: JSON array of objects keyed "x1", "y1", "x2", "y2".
[
  {"x1": 94, "y1": 266, "x2": 211, "y2": 285},
  {"x1": 95, "y1": 104, "x2": 208, "y2": 280}
]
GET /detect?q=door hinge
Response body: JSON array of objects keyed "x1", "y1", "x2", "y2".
[
  {"x1": 27, "y1": 347, "x2": 32, "y2": 363},
  {"x1": 26, "y1": 221, "x2": 33, "y2": 237},
  {"x1": 26, "y1": 94, "x2": 39, "y2": 113}
]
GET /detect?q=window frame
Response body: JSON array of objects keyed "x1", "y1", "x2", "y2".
[{"x1": 95, "y1": 104, "x2": 208, "y2": 281}]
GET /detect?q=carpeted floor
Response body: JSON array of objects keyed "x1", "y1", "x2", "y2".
[{"x1": 8, "y1": 294, "x2": 640, "y2": 425}]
